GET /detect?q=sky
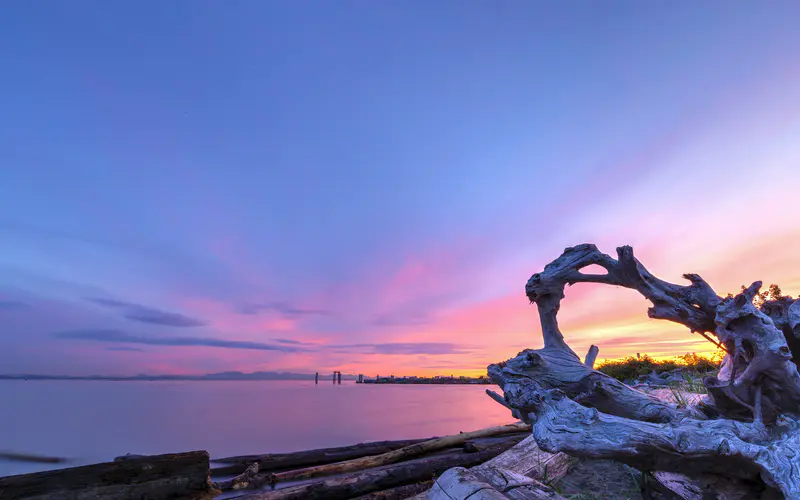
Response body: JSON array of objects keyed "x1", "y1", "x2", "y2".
[{"x1": 1, "y1": 2, "x2": 799, "y2": 377}]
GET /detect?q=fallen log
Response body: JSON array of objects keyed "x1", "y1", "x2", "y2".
[
  {"x1": 234, "y1": 440, "x2": 520, "y2": 500},
  {"x1": 216, "y1": 435, "x2": 526, "y2": 493},
  {"x1": 349, "y1": 480, "x2": 433, "y2": 499},
  {"x1": 652, "y1": 471, "x2": 770, "y2": 500},
  {"x1": 0, "y1": 451, "x2": 214, "y2": 500},
  {"x1": 428, "y1": 435, "x2": 573, "y2": 500},
  {"x1": 463, "y1": 433, "x2": 530, "y2": 453},
  {"x1": 483, "y1": 414, "x2": 762, "y2": 499},
  {"x1": 476, "y1": 435, "x2": 572, "y2": 485},
  {"x1": 215, "y1": 434, "x2": 529, "y2": 475},
  {"x1": 114, "y1": 453, "x2": 150, "y2": 461},
  {"x1": 266, "y1": 422, "x2": 529, "y2": 485},
  {"x1": 212, "y1": 438, "x2": 432, "y2": 476},
  {"x1": 213, "y1": 462, "x2": 269, "y2": 492},
  {"x1": 430, "y1": 466, "x2": 565, "y2": 499}
]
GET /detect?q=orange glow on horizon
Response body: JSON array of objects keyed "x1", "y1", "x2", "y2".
[{"x1": 83, "y1": 230, "x2": 800, "y2": 379}]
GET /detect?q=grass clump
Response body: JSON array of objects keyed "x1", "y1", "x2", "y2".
[{"x1": 596, "y1": 352, "x2": 721, "y2": 382}]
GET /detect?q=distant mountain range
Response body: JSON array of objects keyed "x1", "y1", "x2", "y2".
[{"x1": 0, "y1": 371, "x2": 359, "y2": 381}]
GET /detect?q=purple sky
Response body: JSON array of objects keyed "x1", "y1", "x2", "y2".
[{"x1": 2, "y1": 2, "x2": 800, "y2": 376}]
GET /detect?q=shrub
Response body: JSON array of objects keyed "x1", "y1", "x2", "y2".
[{"x1": 597, "y1": 352, "x2": 720, "y2": 382}]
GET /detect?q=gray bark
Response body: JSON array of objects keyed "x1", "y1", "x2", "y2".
[
  {"x1": 233, "y1": 442, "x2": 519, "y2": 500},
  {"x1": 212, "y1": 438, "x2": 432, "y2": 476},
  {"x1": 427, "y1": 435, "x2": 573, "y2": 500},
  {"x1": 477, "y1": 435, "x2": 573, "y2": 484},
  {"x1": 265, "y1": 423, "x2": 528, "y2": 485},
  {"x1": 349, "y1": 480, "x2": 432, "y2": 499},
  {"x1": 429, "y1": 466, "x2": 564, "y2": 500},
  {"x1": 0, "y1": 451, "x2": 213, "y2": 500},
  {"x1": 583, "y1": 345, "x2": 599, "y2": 369},
  {"x1": 484, "y1": 244, "x2": 800, "y2": 499}
]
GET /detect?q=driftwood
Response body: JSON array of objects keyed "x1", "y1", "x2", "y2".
[
  {"x1": 234, "y1": 440, "x2": 521, "y2": 500},
  {"x1": 265, "y1": 422, "x2": 529, "y2": 486},
  {"x1": 212, "y1": 438, "x2": 432, "y2": 475},
  {"x1": 430, "y1": 467, "x2": 564, "y2": 499},
  {"x1": 485, "y1": 244, "x2": 800, "y2": 498},
  {"x1": 428, "y1": 435, "x2": 573, "y2": 499},
  {"x1": 0, "y1": 451, "x2": 214, "y2": 500},
  {"x1": 349, "y1": 480, "x2": 433, "y2": 499},
  {"x1": 213, "y1": 462, "x2": 269, "y2": 492},
  {"x1": 652, "y1": 471, "x2": 774, "y2": 500},
  {"x1": 462, "y1": 434, "x2": 530, "y2": 453},
  {"x1": 476, "y1": 435, "x2": 573, "y2": 484},
  {"x1": 216, "y1": 434, "x2": 526, "y2": 493}
]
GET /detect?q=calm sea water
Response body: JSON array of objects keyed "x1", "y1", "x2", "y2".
[{"x1": 0, "y1": 380, "x2": 513, "y2": 477}]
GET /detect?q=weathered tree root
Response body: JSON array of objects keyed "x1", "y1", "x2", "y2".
[
  {"x1": 485, "y1": 244, "x2": 800, "y2": 499},
  {"x1": 516, "y1": 384, "x2": 800, "y2": 495}
]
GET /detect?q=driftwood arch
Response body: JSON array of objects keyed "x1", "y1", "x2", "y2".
[{"x1": 487, "y1": 244, "x2": 800, "y2": 498}]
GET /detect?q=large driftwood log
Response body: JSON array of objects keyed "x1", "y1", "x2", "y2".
[
  {"x1": 476, "y1": 435, "x2": 573, "y2": 485},
  {"x1": 234, "y1": 441, "x2": 521, "y2": 500},
  {"x1": 215, "y1": 434, "x2": 527, "y2": 493},
  {"x1": 431, "y1": 428, "x2": 751, "y2": 500},
  {"x1": 266, "y1": 423, "x2": 529, "y2": 486},
  {"x1": 429, "y1": 466, "x2": 565, "y2": 500},
  {"x1": 428, "y1": 435, "x2": 573, "y2": 500},
  {"x1": 0, "y1": 451, "x2": 214, "y2": 500},
  {"x1": 652, "y1": 471, "x2": 774, "y2": 500},
  {"x1": 349, "y1": 480, "x2": 433, "y2": 499},
  {"x1": 212, "y1": 438, "x2": 432, "y2": 476},
  {"x1": 485, "y1": 244, "x2": 800, "y2": 499}
]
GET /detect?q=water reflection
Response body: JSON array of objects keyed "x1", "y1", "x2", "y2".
[{"x1": 0, "y1": 380, "x2": 514, "y2": 477}]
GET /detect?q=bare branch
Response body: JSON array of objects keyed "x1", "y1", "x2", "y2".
[
  {"x1": 584, "y1": 345, "x2": 599, "y2": 368},
  {"x1": 525, "y1": 244, "x2": 721, "y2": 338},
  {"x1": 521, "y1": 244, "x2": 800, "y2": 421}
]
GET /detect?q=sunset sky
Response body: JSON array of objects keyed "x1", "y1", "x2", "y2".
[{"x1": 1, "y1": 2, "x2": 799, "y2": 377}]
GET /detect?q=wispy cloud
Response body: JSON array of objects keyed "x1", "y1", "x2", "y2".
[
  {"x1": 371, "y1": 312, "x2": 431, "y2": 327},
  {"x1": 85, "y1": 297, "x2": 208, "y2": 328},
  {"x1": 54, "y1": 329, "x2": 309, "y2": 352},
  {"x1": 369, "y1": 292, "x2": 467, "y2": 328},
  {"x1": 272, "y1": 338, "x2": 317, "y2": 345},
  {"x1": 0, "y1": 300, "x2": 30, "y2": 311},
  {"x1": 328, "y1": 342, "x2": 471, "y2": 355},
  {"x1": 106, "y1": 346, "x2": 145, "y2": 352},
  {"x1": 237, "y1": 302, "x2": 331, "y2": 317}
]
